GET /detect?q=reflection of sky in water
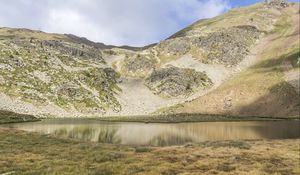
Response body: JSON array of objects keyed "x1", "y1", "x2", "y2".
[{"x1": 2, "y1": 120, "x2": 299, "y2": 146}]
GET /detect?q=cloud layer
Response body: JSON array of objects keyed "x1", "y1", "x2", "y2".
[{"x1": 0, "y1": 0, "x2": 230, "y2": 46}]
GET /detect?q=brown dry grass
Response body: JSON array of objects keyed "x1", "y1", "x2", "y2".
[{"x1": 0, "y1": 128, "x2": 299, "y2": 175}]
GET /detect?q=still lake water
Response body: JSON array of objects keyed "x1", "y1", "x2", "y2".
[{"x1": 2, "y1": 119, "x2": 300, "y2": 146}]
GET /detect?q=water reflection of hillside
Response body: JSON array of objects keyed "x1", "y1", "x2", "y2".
[
  {"x1": 4, "y1": 120, "x2": 300, "y2": 146},
  {"x1": 54, "y1": 126, "x2": 121, "y2": 144},
  {"x1": 148, "y1": 133, "x2": 193, "y2": 146},
  {"x1": 249, "y1": 121, "x2": 300, "y2": 139},
  {"x1": 97, "y1": 128, "x2": 121, "y2": 144}
]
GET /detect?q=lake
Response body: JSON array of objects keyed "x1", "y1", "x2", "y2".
[{"x1": 2, "y1": 119, "x2": 299, "y2": 146}]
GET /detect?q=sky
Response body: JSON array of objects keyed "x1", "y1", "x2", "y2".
[{"x1": 0, "y1": 0, "x2": 298, "y2": 46}]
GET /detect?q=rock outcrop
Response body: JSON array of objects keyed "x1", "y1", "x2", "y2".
[
  {"x1": 156, "y1": 25, "x2": 261, "y2": 66},
  {"x1": 193, "y1": 26, "x2": 261, "y2": 65},
  {"x1": 157, "y1": 38, "x2": 191, "y2": 56},
  {"x1": 41, "y1": 40, "x2": 103, "y2": 62},
  {"x1": 265, "y1": 0, "x2": 289, "y2": 7},
  {"x1": 120, "y1": 54, "x2": 155, "y2": 78},
  {"x1": 145, "y1": 66, "x2": 212, "y2": 97}
]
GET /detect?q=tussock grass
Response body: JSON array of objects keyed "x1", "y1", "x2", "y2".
[{"x1": 0, "y1": 129, "x2": 299, "y2": 175}]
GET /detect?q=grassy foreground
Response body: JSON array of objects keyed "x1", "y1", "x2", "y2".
[
  {"x1": 0, "y1": 110, "x2": 39, "y2": 124},
  {"x1": 0, "y1": 128, "x2": 299, "y2": 175}
]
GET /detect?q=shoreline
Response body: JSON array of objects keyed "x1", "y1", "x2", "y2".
[
  {"x1": 1, "y1": 111, "x2": 299, "y2": 124},
  {"x1": 0, "y1": 110, "x2": 40, "y2": 124},
  {"x1": 88, "y1": 114, "x2": 299, "y2": 123}
]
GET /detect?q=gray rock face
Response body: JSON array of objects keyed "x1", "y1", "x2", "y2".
[
  {"x1": 145, "y1": 66, "x2": 212, "y2": 97},
  {"x1": 57, "y1": 83, "x2": 82, "y2": 100},
  {"x1": 41, "y1": 40, "x2": 103, "y2": 62},
  {"x1": 158, "y1": 38, "x2": 191, "y2": 55},
  {"x1": 122, "y1": 55, "x2": 154, "y2": 77},
  {"x1": 156, "y1": 25, "x2": 261, "y2": 66},
  {"x1": 193, "y1": 25, "x2": 261, "y2": 65},
  {"x1": 265, "y1": 0, "x2": 288, "y2": 7}
]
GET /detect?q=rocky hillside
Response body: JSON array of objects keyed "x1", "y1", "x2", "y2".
[
  {"x1": 0, "y1": 1, "x2": 299, "y2": 118},
  {"x1": 145, "y1": 66, "x2": 212, "y2": 97},
  {"x1": 0, "y1": 28, "x2": 122, "y2": 116},
  {"x1": 159, "y1": 2, "x2": 300, "y2": 118}
]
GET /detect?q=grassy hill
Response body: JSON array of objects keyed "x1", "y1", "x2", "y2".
[{"x1": 159, "y1": 4, "x2": 300, "y2": 118}]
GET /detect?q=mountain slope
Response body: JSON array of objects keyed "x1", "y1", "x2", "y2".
[
  {"x1": 109, "y1": 2, "x2": 299, "y2": 116},
  {"x1": 0, "y1": 1, "x2": 299, "y2": 118},
  {"x1": 159, "y1": 4, "x2": 300, "y2": 118},
  {"x1": 0, "y1": 28, "x2": 122, "y2": 117}
]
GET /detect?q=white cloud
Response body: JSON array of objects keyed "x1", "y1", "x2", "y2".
[{"x1": 0, "y1": 0, "x2": 231, "y2": 46}]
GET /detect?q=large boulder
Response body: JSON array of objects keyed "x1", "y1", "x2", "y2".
[{"x1": 158, "y1": 38, "x2": 191, "y2": 56}]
